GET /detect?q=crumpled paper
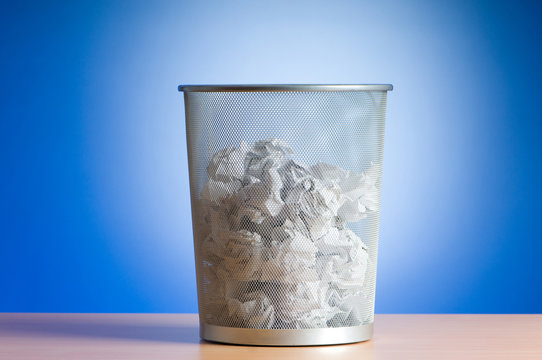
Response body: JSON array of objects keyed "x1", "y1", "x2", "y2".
[
  {"x1": 227, "y1": 291, "x2": 275, "y2": 329},
  {"x1": 196, "y1": 139, "x2": 380, "y2": 329}
]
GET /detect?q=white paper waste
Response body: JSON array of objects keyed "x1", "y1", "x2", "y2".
[{"x1": 196, "y1": 139, "x2": 379, "y2": 329}]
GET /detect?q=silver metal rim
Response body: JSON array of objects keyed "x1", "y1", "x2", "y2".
[
  {"x1": 200, "y1": 323, "x2": 373, "y2": 346},
  {"x1": 178, "y1": 84, "x2": 393, "y2": 92}
]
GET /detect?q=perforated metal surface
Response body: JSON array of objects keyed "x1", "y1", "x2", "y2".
[{"x1": 183, "y1": 88, "x2": 389, "y2": 336}]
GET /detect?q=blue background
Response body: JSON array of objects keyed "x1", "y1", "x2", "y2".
[{"x1": 1, "y1": 0, "x2": 541, "y2": 313}]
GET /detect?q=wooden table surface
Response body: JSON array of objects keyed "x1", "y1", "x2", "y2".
[{"x1": 1, "y1": 314, "x2": 540, "y2": 360}]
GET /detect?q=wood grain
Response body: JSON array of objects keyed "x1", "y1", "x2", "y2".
[{"x1": 0, "y1": 314, "x2": 540, "y2": 360}]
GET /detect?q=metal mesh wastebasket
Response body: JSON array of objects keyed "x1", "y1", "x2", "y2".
[{"x1": 179, "y1": 84, "x2": 393, "y2": 346}]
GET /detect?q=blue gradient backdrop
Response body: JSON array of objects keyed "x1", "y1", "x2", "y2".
[{"x1": 1, "y1": 0, "x2": 541, "y2": 313}]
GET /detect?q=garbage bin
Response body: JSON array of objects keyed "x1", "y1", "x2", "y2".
[{"x1": 178, "y1": 84, "x2": 393, "y2": 346}]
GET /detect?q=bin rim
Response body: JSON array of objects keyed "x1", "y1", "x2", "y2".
[{"x1": 178, "y1": 84, "x2": 393, "y2": 92}]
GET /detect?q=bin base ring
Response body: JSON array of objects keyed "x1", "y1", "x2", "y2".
[{"x1": 201, "y1": 322, "x2": 373, "y2": 346}]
